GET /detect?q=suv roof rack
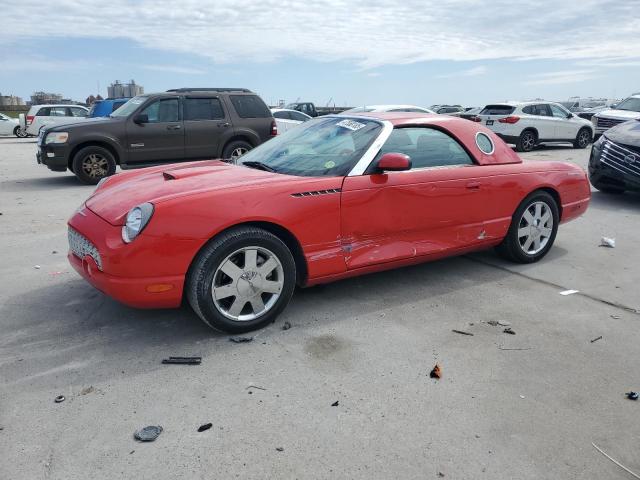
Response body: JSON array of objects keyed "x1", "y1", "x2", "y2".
[{"x1": 166, "y1": 88, "x2": 253, "y2": 93}]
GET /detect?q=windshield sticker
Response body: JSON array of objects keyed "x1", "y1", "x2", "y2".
[
  {"x1": 324, "y1": 160, "x2": 336, "y2": 169},
  {"x1": 336, "y1": 119, "x2": 366, "y2": 131}
]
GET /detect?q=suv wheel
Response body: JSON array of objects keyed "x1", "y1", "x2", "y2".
[
  {"x1": 72, "y1": 146, "x2": 116, "y2": 185},
  {"x1": 186, "y1": 226, "x2": 296, "y2": 333},
  {"x1": 574, "y1": 128, "x2": 592, "y2": 149},
  {"x1": 516, "y1": 130, "x2": 536, "y2": 152},
  {"x1": 223, "y1": 140, "x2": 252, "y2": 161}
]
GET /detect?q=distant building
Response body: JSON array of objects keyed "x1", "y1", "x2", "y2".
[
  {"x1": 107, "y1": 80, "x2": 144, "y2": 98},
  {"x1": 0, "y1": 94, "x2": 25, "y2": 106},
  {"x1": 30, "y1": 91, "x2": 63, "y2": 105}
]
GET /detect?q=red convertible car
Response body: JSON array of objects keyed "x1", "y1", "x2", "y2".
[{"x1": 68, "y1": 113, "x2": 590, "y2": 332}]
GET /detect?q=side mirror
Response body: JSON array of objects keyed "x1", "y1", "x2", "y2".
[
  {"x1": 375, "y1": 152, "x2": 412, "y2": 172},
  {"x1": 133, "y1": 113, "x2": 149, "y2": 124},
  {"x1": 567, "y1": 113, "x2": 573, "y2": 118}
]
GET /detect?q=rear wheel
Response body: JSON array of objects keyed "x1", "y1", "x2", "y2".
[
  {"x1": 72, "y1": 146, "x2": 116, "y2": 185},
  {"x1": 13, "y1": 126, "x2": 21, "y2": 138},
  {"x1": 516, "y1": 130, "x2": 536, "y2": 152},
  {"x1": 574, "y1": 128, "x2": 592, "y2": 149},
  {"x1": 222, "y1": 140, "x2": 252, "y2": 161},
  {"x1": 496, "y1": 191, "x2": 559, "y2": 263},
  {"x1": 186, "y1": 227, "x2": 296, "y2": 333}
]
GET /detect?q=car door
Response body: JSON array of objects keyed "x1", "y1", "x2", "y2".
[
  {"x1": 340, "y1": 127, "x2": 492, "y2": 270},
  {"x1": 549, "y1": 103, "x2": 576, "y2": 139},
  {"x1": 35, "y1": 106, "x2": 67, "y2": 132},
  {"x1": 183, "y1": 96, "x2": 230, "y2": 159},
  {"x1": 0, "y1": 114, "x2": 13, "y2": 135},
  {"x1": 530, "y1": 104, "x2": 555, "y2": 140},
  {"x1": 126, "y1": 97, "x2": 184, "y2": 163}
]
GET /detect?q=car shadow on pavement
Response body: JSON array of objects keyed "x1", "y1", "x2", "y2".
[
  {"x1": 1, "y1": 254, "x2": 516, "y2": 386},
  {"x1": 589, "y1": 190, "x2": 640, "y2": 211}
]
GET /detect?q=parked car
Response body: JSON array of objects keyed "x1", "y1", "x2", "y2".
[
  {"x1": 577, "y1": 105, "x2": 608, "y2": 121},
  {"x1": 0, "y1": 113, "x2": 23, "y2": 137},
  {"x1": 37, "y1": 88, "x2": 276, "y2": 184},
  {"x1": 450, "y1": 107, "x2": 482, "y2": 120},
  {"x1": 592, "y1": 94, "x2": 640, "y2": 137},
  {"x1": 560, "y1": 98, "x2": 610, "y2": 113},
  {"x1": 476, "y1": 101, "x2": 594, "y2": 152},
  {"x1": 271, "y1": 108, "x2": 311, "y2": 133},
  {"x1": 286, "y1": 102, "x2": 321, "y2": 117},
  {"x1": 21, "y1": 104, "x2": 89, "y2": 136},
  {"x1": 67, "y1": 112, "x2": 590, "y2": 333},
  {"x1": 589, "y1": 118, "x2": 640, "y2": 194},
  {"x1": 88, "y1": 98, "x2": 130, "y2": 118},
  {"x1": 342, "y1": 105, "x2": 435, "y2": 114},
  {"x1": 430, "y1": 105, "x2": 465, "y2": 114}
]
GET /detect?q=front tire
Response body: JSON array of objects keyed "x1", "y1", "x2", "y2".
[
  {"x1": 574, "y1": 128, "x2": 592, "y2": 149},
  {"x1": 516, "y1": 130, "x2": 536, "y2": 152},
  {"x1": 72, "y1": 146, "x2": 116, "y2": 185},
  {"x1": 186, "y1": 227, "x2": 296, "y2": 333},
  {"x1": 496, "y1": 191, "x2": 559, "y2": 263},
  {"x1": 222, "y1": 140, "x2": 252, "y2": 161}
]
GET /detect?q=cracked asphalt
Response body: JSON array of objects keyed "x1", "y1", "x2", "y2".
[{"x1": 1, "y1": 137, "x2": 639, "y2": 479}]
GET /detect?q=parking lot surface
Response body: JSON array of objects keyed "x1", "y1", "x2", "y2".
[{"x1": 1, "y1": 138, "x2": 639, "y2": 479}]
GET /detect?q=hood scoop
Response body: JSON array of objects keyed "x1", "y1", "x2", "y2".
[{"x1": 161, "y1": 161, "x2": 229, "y2": 181}]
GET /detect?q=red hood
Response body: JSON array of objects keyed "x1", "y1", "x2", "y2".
[{"x1": 86, "y1": 160, "x2": 294, "y2": 224}]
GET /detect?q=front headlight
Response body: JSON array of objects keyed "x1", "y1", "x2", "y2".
[
  {"x1": 122, "y1": 203, "x2": 154, "y2": 243},
  {"x1": 45, "y1": 132, "x2": 69, "y2": 144},
  {"x1": 594, "y1": 134, "x2": 605, "y2": 148}
]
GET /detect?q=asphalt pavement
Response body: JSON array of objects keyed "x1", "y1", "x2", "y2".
[{"x1": 1, "y1": 137, "x2": 639, "y2": 479}]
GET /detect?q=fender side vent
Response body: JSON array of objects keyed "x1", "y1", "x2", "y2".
[
  {"x1": 163, "y1": 172, "x2": 176, "y2": 180},
  {"x1": 291, "y1": 188, "x2": 341, "y2": 197}
]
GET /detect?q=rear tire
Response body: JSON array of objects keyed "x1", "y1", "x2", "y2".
[
  {"x1": 186, "y1": 227, "x2": 296, "y2": 333},
  {"x1": 496, "y1": 191, "x2": 559, "y2": 263},
  {"x1": 72, "y1": 146, "x2": 116, "y2": 185},
  {"x1": 222, "y1": 140, "x2": 252, "y2": 161},
  {"x1": 574, "y1": 128, "x2": 592, "y2": 149},
  {"x1": 13, "y1": 126, "x2": 21, "y2": 138},
  {"x1": 516, "y1": 130, "x2": 536, "y2": 152}
]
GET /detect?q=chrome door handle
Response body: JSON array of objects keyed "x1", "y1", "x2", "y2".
[
  {"x1": 218, "y1": 122, "x2": 230, "y2": 128},
  {"x1": 166, "y1": 124, "x2": 182, "y2": 130}
]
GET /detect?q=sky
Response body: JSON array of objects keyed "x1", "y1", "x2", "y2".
[{"x1": 1, "y1": 0, "x2": 640, "y2": 107}]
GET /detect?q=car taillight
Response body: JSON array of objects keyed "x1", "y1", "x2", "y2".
[
  {"x1": 270, "y1": 119, "x2": 278, "y2": 136},
  {"x1": 26, "y1": 115, "x2": 34, "y2": 125},
  {"x1": 498, "y1": 116, "x2": 520, "y2": 124},
  {"x1": 471, "y1": 116, "x2": 481, "y2": 122}
]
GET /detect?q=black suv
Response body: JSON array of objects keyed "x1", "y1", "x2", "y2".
[{"x1": 37, "y1": 88, "x2": 277, "y2": 184}]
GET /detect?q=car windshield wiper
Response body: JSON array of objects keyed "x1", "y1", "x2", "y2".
[{"x1": 242, "y1": 161, "x2": 278, "y2": 173}]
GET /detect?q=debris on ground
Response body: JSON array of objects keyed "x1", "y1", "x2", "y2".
[
  {"x1": 611, "y1": 314, "x2": 621, "y2": 319},
  {"x1": 590, "y1": 336, "x2": 603, "y2": 343},
  {"x1": 276, "y1": 447, "x2": 284, "y2": 452},
  {"x1": 487, "y1": 320, "x2": 499, "y2": 326},
  {"x1": 49, "y1": 271, "x2": 66, "y2": 276},
  {"x1": 519, "y1": 395, "x2": 526, "y2": 399},
  {"x1": 80, "y1": 386, "x2": 95, "y2": 395},
  {"x1": 559, "y1": 289, "x2": 579, "y2": 296},
  {"x1": 282, "y1": 321, "x2": 291, "y2": 331},
  {"x1": 331, "y1": 401, "x2": 339, "y2": 407},
  {"x1": 452, "y1": 329, "x2": 474, "y2": 336},
  {"x1": 592, "y1": 442, "x2": 640, "y2": 479},
  {"x1": 34, "y1": 265, "x2": 40, "y2": 270},
  {"x1": 162, "y1": 356, "x2": 202, "y2": 365},
  {"x1": 246, "y1": 385, "x2": 266, "y2": 391},
  {"x1": 229, "y1": 336, "x2": 253, "y2": 343},
  {"x1": 51, "y1": 250, "x2": 58, "y2": 254},
  {"x1": 134, "y1": 425, "x2": 163, "y2": 442},
  {"x1": 599, "y1": 237, "x2": 616, "y2": 248},
  {"x1": 54, "y1": 395, "x2": 65, "y2": 403},
  {"x1": 430, "y1": 364, "x2": 442, "y2": 379},
  {"x1": 503, "y1": 328, "x2": 516, "y2": 335},
  {"x1": 438, "y1": 473, "x2": 445, "y2": 478},
  {"x1": 627, "y1": 391, "x2": 639, "y2": 401},
  {"x1": 197, "y1": 423, "x2": 213, "y2": 432},
  {"x1": 497, "y1": 320, "x2": 511, "y2": 327},
  {"x1": 498, "y1": 346, "x2": 531, "y2": 351}
]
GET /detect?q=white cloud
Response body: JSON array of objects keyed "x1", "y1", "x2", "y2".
[
  {"x1": 141, "y1": 64, "x2": 206, "y2": 75},
  {"x1": 0, "y1": 1, "x2": 638, "y2": 69},
  {"x1": 525, "y1": 70, "x2": 598, "y2": 86},
  {"x1": 367, "y1": 72, "x2": 381, "y2": 77},
  {"x1": 437, "y1": 66, "x2": 487, "y2": 78}
]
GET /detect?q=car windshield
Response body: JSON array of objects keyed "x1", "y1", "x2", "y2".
[
  {"x1": 614, "y1": 97, "x2": 640, "y2": 112},
  {"x1": 110, "y1": 96, "x2": 147, "y2": 117},
  {"x1": 237, "y1": 116, "x2": 383, "y2": 177}
]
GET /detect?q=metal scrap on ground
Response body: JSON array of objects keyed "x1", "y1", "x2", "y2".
[{"x1": 161, "y1": 356, "x2": 202, "y2": 365}]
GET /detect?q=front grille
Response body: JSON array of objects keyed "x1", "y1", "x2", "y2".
[
  {"x1": 600, "y1": 139, "x2": 640, "y2": 179},
  {"x1": 68, "y1": 227, "x2": 103, "y2": 270},
  {"x1": 596, "y1": 117, "x2": 626, "y2": 130}
]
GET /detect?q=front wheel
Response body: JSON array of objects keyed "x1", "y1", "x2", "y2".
[
  {"x1": 574, "y1": 128, "x2": 592, "y2": 149},
  {"x1": 496, "y1": 191, "x2": 559, "y2": 263},
  {"x1": 186, "y1": 227, "x2": 296, "y2": 333},
  {"x1": 72, "y1": 146, "x2": 117, "y2": 185}
]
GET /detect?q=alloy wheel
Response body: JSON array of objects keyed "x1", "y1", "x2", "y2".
[
  {"x1": 517, "y1": 201, "x2": 553, "y2": 255},
  {"x1": 522, "y1": 132, "x2": 535, "y2": 151},
  {"x1": 578, "y1": 130, "x2": 590, "y2": 148},
  {"x1": 81, "y1": 153, "x2": 108, "y2": 179},
  {"x1": 211, "y1": 246, "x2": 284, "y2": 321},
  {"x1": 230, "y1": 147, "x2": 248, "y2": 160}
]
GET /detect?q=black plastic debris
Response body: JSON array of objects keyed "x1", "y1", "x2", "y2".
[
  {"x1": 627, "y1": 391, "x2": 639, "y2": 401},
  {"x1": 198, "y1": 423, "x2": 213, "y2": 432},
  {"x1": 503, "y1": 328, "x2": 516, "y2": 335},
  {"x1": 54, "y1": 395, "x2": 65, "y2": 403},
  {"x1": 430, "y1": 364, "x2": 442, "y2": 379},
  {"x1": 331, "y1": 401, "x2": 339, "y2": 407},
  {"x1": 162, "y1": 356, "x2": 201, "y2": 365},
  {"x1": 452, "y1": 329, "x2": 473, "y2": 336},
  {"x1": 282, "y1": 321, "x2": 291, "y2": 331},
  {"x1": 134, "y1": 425, "x2": 163, "y2": 442},
  {"x1": 276, "y1": 447, "x2": 284, "y2": 452},
  {"x1": 229, "y1": 336, "x2": 253, "y2": 343},
  {"x1": 590, "y1": 336, "x2": 603, "y2": 343}
]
